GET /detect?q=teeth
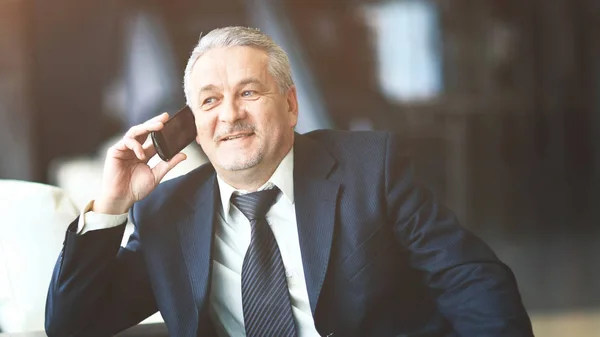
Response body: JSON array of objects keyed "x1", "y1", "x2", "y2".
[{"x1": 225, "y1": 134, "x2": 247, "y2": 140}]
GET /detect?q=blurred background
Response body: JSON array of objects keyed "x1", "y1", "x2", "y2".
[{"x1": 1, "y1": 0, "x2": 599, "y2": 335}]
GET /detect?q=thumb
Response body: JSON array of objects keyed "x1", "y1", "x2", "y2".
[{"x1": 152, "y1": 153, "x2": 187, "y2": 182}]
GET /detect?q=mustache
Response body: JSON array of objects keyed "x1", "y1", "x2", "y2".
[{"x1": 213, "y1": 123, "x2": 256, "y2": 142}]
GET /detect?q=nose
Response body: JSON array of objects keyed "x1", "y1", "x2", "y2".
[{"x1": 218, "y1": 96, "x2": 246, "y2": 124}]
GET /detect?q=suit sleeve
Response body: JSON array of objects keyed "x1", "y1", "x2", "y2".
[
  {"x1": 45, "y1": 205, "x2": 158, "y2": 337},
  {"x1": 384, "y1": 134, "x2": 533, "y2": 336}
]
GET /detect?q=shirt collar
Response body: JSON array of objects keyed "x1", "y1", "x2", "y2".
[{"x1": 216, "y1": 148, "x2": 294, "y2": 220}]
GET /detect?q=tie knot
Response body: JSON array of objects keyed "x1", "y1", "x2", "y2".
[{"x1": 230, "y1": 188, "x2": 280, "y2": 221}]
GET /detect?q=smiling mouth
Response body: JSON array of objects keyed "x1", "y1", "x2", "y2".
[{"x1": 221, "y1": 132, "x2": 254, "y2": 141}]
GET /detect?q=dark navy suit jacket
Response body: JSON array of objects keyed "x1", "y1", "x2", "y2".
[{"x1": 45, "y1": 130, "x2": 533, "y2": 336}]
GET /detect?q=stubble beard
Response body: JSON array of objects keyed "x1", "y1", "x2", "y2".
[{"x1": 216, "y1": 144, "x2": 264, "y2": 171}]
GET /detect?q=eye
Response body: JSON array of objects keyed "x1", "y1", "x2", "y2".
[
  {"x1": 241, "y1": 90, "x2": 255, "y2": 97},
  {"x1": 203, "y1": 97, "x2": 217, "y2": 105}
]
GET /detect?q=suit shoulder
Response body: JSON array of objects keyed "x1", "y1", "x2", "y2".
[
  {"x1": 301, "y1": 129, "x2": 409, "y2": 158},
  {"x1": 304, "y1": 130, "x2": 394, "y2": 147}
]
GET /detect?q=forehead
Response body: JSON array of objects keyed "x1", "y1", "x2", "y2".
[{"x1": 190, "y1": 46, "x2": 270, "y2": 88}]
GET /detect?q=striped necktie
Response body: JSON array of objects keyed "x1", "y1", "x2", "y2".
[{"x1": 230, "y1": 188, "x2": 297, "y2": 337}]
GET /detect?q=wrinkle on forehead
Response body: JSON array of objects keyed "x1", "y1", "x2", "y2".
[{"x1": 190, "y1": 46, "x2": 271, "y2": 92}]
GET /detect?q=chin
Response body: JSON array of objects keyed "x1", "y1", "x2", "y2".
[{"x1": 218, "y1": 155, "x2": 262, "y2": 171}]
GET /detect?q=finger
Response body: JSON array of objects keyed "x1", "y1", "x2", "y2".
[
  {"x1": 125, "y1": 122, "x2": 165, "y2": 144},
  {"x1": 142, "y1": 138, "x2": 157, "y2": 160},
  {"x1": 111, "y1": 139, "x2": 128, "y2": 152},
  {"x1": 122, "y1": 137, "x2": 146, "y2": 161},
  {"x1": 107, "y1": 138, "x2": 135, "y2": 159},
  {"x1": 147, "y1": 112, "x2": 170, "y2": 124},
  {"x1": 152, "y1": 153, "x2": 187, "y2": 182},
  {"x1": 124, "y1": 112, "x2": 169, "y2": 144}
]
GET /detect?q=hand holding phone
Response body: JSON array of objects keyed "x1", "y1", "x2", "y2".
[
  {"x1": 93, "y1": 109, "x2": 193, "y2": 214},
  {"x1": 150, "y1": 106, "x2": 198, "y2": 161}
]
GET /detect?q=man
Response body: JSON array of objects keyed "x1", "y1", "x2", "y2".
[{"x1": 45, "y1": 26, "x2": 533, "y2": 337}]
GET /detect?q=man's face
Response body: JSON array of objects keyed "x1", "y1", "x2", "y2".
[{"x1": 188, "y1": 46, "x2": 298, "y2": 173}]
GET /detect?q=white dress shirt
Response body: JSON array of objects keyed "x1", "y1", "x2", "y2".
[
  {"x1": 210, "y1": 149, "x2": 319, "y2": 337},
  {"x1": 77, "y1": 149, "x2": 320, "y2": 336}
]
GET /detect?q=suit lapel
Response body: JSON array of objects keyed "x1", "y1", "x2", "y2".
[
  {"x1": 175, "y1": 173, "x2": 219, "y2": 315},
  {"x1": 293, "y1": 134, "x2": 340, "y2": 315}
]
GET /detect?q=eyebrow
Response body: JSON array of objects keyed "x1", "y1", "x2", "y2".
[
  {"x1": 235, "y1": 77, "x2": 264, "y2": 89},
  {"x1": 198, "y1": 84, "x2": 220, "y2": 94},
  {"x1": 197, "y1": 77, "x2": 265, "y2": 96}
]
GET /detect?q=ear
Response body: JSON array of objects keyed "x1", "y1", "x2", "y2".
[{"x1": 285, "y1": 85, "x2": 299, "y2": 127}]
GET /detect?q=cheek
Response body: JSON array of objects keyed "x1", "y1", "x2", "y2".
[
  {"x1": 253, "y1": 100, "x2": 281, "y2": 123},
  {"x1": 194, "y1": 115, "x2": 216, "y2": 141}
]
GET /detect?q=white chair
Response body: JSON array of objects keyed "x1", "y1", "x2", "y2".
[
  {"x1": 0, "y1": 179, "x2": 171, "y2": 333},
  {"x1": 0, "y1": 138, "x2": 207, "y2": 332},
  {"x1": 0, "y1": 180, "x2": 78, "y2": 332}
]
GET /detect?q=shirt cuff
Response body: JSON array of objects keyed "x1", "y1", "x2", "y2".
[{"x1": 77, "y1": 200, "x2": 129, "y2": 235}]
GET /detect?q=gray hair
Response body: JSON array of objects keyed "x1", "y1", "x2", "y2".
[{"x1": 183, "y1": 26, "x2": 294, "y2": 106}]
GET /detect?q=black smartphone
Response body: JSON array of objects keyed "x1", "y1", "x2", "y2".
[{"x1": 150, "y1": 106, "x2": 197, "y2": 161}]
